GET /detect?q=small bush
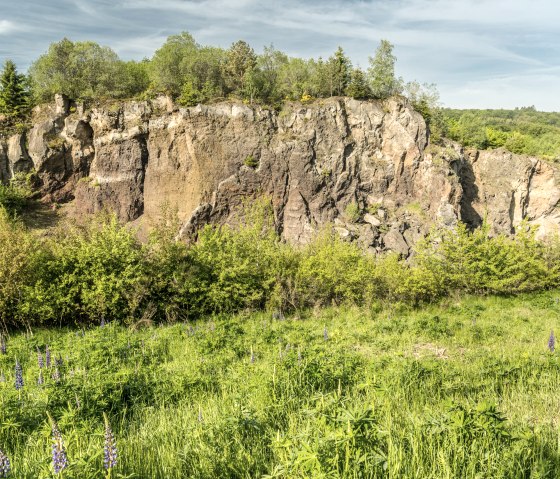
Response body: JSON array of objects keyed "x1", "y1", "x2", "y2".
[
  {"x1": 0, "y1": 174, "x2": 32, "y2": 216},
  {"x1": 344, "y1": 202, "x2": 360, "y2": 222},
  {"x1": 243, "y1": 155, "x2": 259, "y2": 168}
]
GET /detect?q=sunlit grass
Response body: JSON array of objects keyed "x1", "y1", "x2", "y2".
[{"x1": 1, "y1": 291, "x2": 560, "y2": 478}]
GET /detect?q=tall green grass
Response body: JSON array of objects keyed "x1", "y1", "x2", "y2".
[{"x1": 1, "y1": 292, "x2": 560, "y2": 477}]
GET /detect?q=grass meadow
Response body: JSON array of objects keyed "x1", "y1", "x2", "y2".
[{"x1": 1, "y1": 291, "x2": 560, "y2": 478}]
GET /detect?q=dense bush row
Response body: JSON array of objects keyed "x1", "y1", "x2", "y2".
[{"x1": 0, "y1": 203, "x2": 558, "y2": 330}]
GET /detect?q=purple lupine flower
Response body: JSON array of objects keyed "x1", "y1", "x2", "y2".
[
  {"x1": 323, "y1": 326, "x2": 329, "y2": 341},
  {"x1": 0, "y1": 449, "x2": 10, "y2": 478},
  {"x1": 45, "y1": 346, "x2": 51, "y2": 368},
  {"x1": 55, "y1": 355, "x2": 63, "y2": 368},
  {"x1": 37, "y1": 348, "x2": 44, "y2": 369},
  {"x1": 14, "y1": 360, "x2": 23, "y2": 390},
  {"x1": 103, "y1": 413, "x2": 117, "y2": 471},
  {"x1": 0, "y1": 335, "x2": 6, "y2": 355},
  {"x1": 52, "y1": 367, "x2": 61, "y2": 383},
  {"x1": 198, "y1": 406, "x2": 203, "y2": 423},
  {"x1": 549, "y1": 330, "x2": 556, "y2": 353},
  {"x1": 48, "y1": 415, "x2": 68, "y2": 474},
  {"x1": 100, "y1": 317, "x2": 106, "y2": 328},
  {"x1": 37, "y1": 370, "x2": 44, "y2": 386}
]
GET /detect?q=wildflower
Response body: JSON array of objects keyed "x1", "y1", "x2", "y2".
[
  {"x1": 103, "y1": 413, "x2": 117, "y2": 472},
  {"x1": 549, "y1": 330, "x2": 556, "y2": 353},
  {"x1": 37, "y1": 348, "x2": 44, "y2": 369},
  {"x1": 55, "y1": 355, "x2": 63, "y2": 368},
  {"x1": 45, "y1": 345, "x2": 51, "y2": 368},
  {"x1": 323, "y1": 326, "x2": 329, "y2": 341},
  {"x1": 52, "y1": 367, "x2": 61, "y2": 383},
  {"x1": 14, "y1": 360, "x2": 23, "y2": 390},
  {"x1": 250, "y1": 346, "x2": 255, "y2": 364},
  {"x1": 100, "y1": 317, "x2": 105, "y2": 328},
  {"x1": 37, "y1": 370, "x2": 44, "y2": 386},
  {"x1": 0, "y1": 335, "x2": 5, "y2": 355},
  {"x1": 0, "y1": 449, "x2": 10, "y2": 478},
  {"x1": 48, "y1": 414, "x2": 68, "y2": 474}
]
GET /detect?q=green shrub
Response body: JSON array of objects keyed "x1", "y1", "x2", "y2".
[
  {"x1": 344, "y1": 201, "x2": 360, "y2": 222},
  {"x1": 0, "y1": 210, "x2": 46, "y2": 329},
  {"x1": 22, "y1": 214, "x2": 145, "y2": 325},
  {"x1": 187, "y1": 202, "x2": 280, "y2": 314},
  {"x1": 243, "y1": 155, "x2": 259, "y2": 168},
  {"x1": 0, "y1": 174, "x2": 32, "y2": 216},
  {"x1": 295, "y1": 229, "x2": 376, "y2": 307}
]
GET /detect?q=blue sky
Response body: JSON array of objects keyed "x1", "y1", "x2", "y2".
[{"x1": 1, "y1": 0, "x2": 559, "y2": 110}]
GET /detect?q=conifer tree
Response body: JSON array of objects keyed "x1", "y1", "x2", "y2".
[
  {"x1": 327, "y1": 46, "x2": 352, "y2": 96},
  {"x1": 0, "y1": 60, "x2": 29, "y2": 119},
  {"x1": 346, "y1": 68, "x2": 371, "y2": 99}
]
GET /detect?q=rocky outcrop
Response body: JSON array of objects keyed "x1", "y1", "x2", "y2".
[
  {"x1": 461, "y1": 149, "x2": 560, "y2": 239},
  {"x1": 1, "y1": 95, "x2": 558, "y2": 252}
]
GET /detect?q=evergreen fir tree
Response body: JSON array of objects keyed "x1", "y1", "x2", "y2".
[
  {"x1": 346, "y1": 68, "x2": 371, "y2": 99},
  {"x1": 327, "y1": 46, "x2": 352, "y2": 96},
  {"x1": 0, "y1": 60, "x2": 29, "y2": 119}
]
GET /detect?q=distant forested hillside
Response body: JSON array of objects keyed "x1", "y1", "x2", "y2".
[{"x1": 440, "y1": 107, "x2": 560, "y2": 161}]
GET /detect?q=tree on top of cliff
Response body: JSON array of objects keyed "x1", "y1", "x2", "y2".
[
  {"x1": 367, "y1": 39, "x2": 402, "y2": 99},
  {"x1": 345, "y1": 68, "x2": 371, "y2": 100},
  {"x1": 326, "y1": 47, "x2": 352, "y2": 97},
  {"x1": 149, "y1": 32, "x2": 199, "y2": 97},
  {"x1": 223, "y1": 40, "x2": 258, "y2": 97},
  {"x1": 28, "y1": 38, "x2": 149, "y2": 101},
  {"x1": 0, "y1": 60, "x2": 29, "y2": 119}
]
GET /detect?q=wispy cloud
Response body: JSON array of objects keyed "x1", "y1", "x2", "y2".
[
  {"x1": 0, "y1": 19, "x2": 20, "y2": 35},
  {"x1": 0, "y1": 0, "x2": 558, "y2": 110}
]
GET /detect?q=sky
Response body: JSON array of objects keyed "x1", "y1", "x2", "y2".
[{"x1": 0, "y1": 0, "x2": 559, "y2": 111}]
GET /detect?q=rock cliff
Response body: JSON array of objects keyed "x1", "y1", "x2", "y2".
[{"x1": 0, "y1": 94, "x2": 558, "y2": 253}]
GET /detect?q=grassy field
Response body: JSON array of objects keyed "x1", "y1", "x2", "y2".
[{"x1": 1, "y1": 291, "x2": 560, "y2": 478}]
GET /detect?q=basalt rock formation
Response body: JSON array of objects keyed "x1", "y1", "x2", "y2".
[{"x1": 1, "y1": 94, "x2": 558, "y2": 253}]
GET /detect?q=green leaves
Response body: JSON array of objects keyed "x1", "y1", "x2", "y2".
[
  {"x1": 28, "y1": 38, "x2": 149, "y2": 102},
  {"x1": 367, "y1": 39, "x2": 402, "y2": 99}
]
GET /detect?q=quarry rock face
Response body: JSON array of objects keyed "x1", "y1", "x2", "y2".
[{"x1": 2, "y1": 95, "x2": 559, "y2": 252}]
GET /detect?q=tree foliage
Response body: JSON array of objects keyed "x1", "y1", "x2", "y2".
[
  {"x1": 441, "y1": 107, "x2": 560, "y2": 161},
  {"x1": 367, "y1": 39, "x2": 402, "y2": 99},
  {"x1": 28, "y1": 38, "x2": 149, "y2": 101},
  {"x1": 0, "y1": 60, "x2": 29, "y2": 119}
]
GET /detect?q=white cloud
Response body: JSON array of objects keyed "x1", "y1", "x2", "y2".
[
  {"x1": 0, "y1": 19, "x2": 19, "y2": 35},
  {"x1": 1, "y1": 0, "x2": 558, "y2": 110}
]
